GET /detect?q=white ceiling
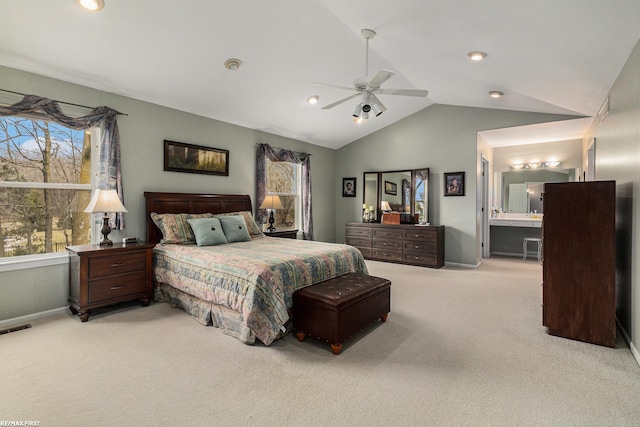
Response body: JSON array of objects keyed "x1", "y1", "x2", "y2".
[{"x1": 1, "y1": 1, "x2": 639, "y2": 149}]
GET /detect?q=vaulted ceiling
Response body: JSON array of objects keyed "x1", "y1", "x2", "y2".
[{"x1": 1, "y1": 1, "x2": 639, "y2": 149}]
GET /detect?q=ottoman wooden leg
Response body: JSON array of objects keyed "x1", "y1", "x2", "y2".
[
  {"x1": 381, "y1": 313, "x2": 388, "y2": 322},
  {"x1": 296, "y1": 332, "x2": 306, "y2": 341},
  {"x1": 330, "y1": 343, "x2": 343, "y2": 355}
]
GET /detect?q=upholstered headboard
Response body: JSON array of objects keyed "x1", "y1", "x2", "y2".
[{"x1": 144, "y1": 192, "x2": 253, "y2": 244}]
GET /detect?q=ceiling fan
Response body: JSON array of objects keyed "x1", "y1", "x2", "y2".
[{"x1": 313, "y1": 29, "x2": 428, "y2": 122}]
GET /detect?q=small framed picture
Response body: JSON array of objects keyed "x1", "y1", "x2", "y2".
[
  {"x1": 384, "y1": 181, "x2": 397, "y2": 195},
  {"x1": 444, "y1": 172, "x2": 465, "y2": 196},
  {"x1": 342, "y1": 177, "x2": 356, "y2": 197}
]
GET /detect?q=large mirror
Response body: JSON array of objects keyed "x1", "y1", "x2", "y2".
[
  {"x1": 362, "y1": 168, "x2": 430, "y2": 223},
  {"x1": 495, "y1": 168, "x2": 580, "y2": 213}
]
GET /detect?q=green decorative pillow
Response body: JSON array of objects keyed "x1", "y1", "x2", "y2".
[
  {"x1": 150, "y1": 212, "x2": 214, "y2": 244},
  {"x1": 214, "y1": 211, "x2": 263, "y2": 236},
  {"x1": 187, "y1": 218, "x2": 228, "y2": 246},
  {"x1": 219, "y1": 215, "x2": 252, "y2": 242}
]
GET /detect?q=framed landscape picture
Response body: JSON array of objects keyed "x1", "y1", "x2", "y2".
[
  {"x1": 384, "y1": 180, "x2": 397, "y2": 195},
  {"x1": 164, "y1": 140, "x2": 229, "y2": 176}
]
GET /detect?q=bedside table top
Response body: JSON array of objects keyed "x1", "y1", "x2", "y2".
[{"x1": 66, "y1": 241, "x2": 156, "y2": 254}]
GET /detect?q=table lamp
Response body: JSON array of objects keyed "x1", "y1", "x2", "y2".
[
  {"x1": 84, "y1": 189, "x2": 128, "y2": 246},
  {"x1": 381, "y1": 201, "x2": 391, "y2": 212},
  {"x1": 259, "y1": 195, "x2": 284, "y2": 232}
]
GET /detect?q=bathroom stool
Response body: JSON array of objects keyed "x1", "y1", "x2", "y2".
[{"x1": 523, "y1": 237, "x2": 543, "y2": 262}]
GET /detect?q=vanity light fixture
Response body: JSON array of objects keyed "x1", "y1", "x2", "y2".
[
  {"x1": 545, "y1": 161, "x2": 561, "y2": 168},
  {"x1": 527, "y1": 163, "x2": 542, "y2": 169},
  {"x1": 468, "y1": 51, "x2": 487, "y2": 61},
  {"x1": 510, "y1": 164, "x2": 525, "y2": 170},
  {"x1": 306, "y1": 95, "x2": 319, "y2": 104},
  {"x1": 489, "y1": 91, "x2": 504, "y2": 98},
  {"x1": 77, "y1": 0, "x2": 104, "y2": 11}
]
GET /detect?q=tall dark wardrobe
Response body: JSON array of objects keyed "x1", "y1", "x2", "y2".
[{"x1": 542, "y1": 181, "x2": 616, "y2": 347}]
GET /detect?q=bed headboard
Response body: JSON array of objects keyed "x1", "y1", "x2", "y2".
[{"x1": 144, "y1": 192, "x2": 253, "y2": 244}]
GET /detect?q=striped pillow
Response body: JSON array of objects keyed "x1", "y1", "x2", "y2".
[{"x1": 150, "y1": 212, "x2": 213, "y2": 244}]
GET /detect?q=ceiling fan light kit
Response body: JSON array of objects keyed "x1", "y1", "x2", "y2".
[{"x1": 314, "y1": 28, "x2": 428, "y2": 123}]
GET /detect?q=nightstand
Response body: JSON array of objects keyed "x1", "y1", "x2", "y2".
[
  {"x1": 66, "y1": 242, "x2": 155, "y2": 322},
  {"x1": 263, "y1": 229, "x2": 298, "y2": 239}
]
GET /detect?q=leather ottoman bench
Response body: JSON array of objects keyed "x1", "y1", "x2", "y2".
[{"x1": 293, "y1": 273, "x2": 391, "y2": 354}]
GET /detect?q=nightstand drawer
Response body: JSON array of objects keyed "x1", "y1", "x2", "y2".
[
  {"x1": 89, "y1": 252, "x2": 146, "y2": 278},
  {"x1": 89, "y1": 271, "x2": 147, "y2": 303}
]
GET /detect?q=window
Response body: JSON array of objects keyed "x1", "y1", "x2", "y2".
[
  {"x1": 0, "y1": 115, "x2": 94, "y2": 257},
  {"x1": 265, "y1": 158, "x2": 301, "y2": 231}
]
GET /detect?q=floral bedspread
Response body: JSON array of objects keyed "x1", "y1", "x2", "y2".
[{"x1": 153, "y1": 235, "x2": 368, "y2": 345}]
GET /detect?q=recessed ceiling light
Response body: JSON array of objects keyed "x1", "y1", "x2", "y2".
[
  {"x1": 307, "y1": 95, "x2": 319, "y2": 104},
  {"x1": 489, "y1": 91, "x2": 504, "y2": 98},
  {"x1": 77, "y1": 0, "x2": 105, "y2": 11},
  {"x1": 224, "y1": 58, "x2": 242, "y2": 70},
  {"x1": 468, "y1": 51, "x2": 487, "y2": 61}
]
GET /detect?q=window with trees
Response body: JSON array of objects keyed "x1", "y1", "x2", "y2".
[
  {"x1": 265, "y1": 158, "x2": 300, "y2": 231},
  {"x1": 0, "y1": 115, "x2": 93, "y2": 257}
]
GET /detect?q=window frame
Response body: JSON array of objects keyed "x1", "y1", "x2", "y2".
[
  {"x1": 0, "y1": 109, "x2": 99, "y2": 264},
  {"x1": 265, "y1": 159, "x2": 302, "y2": 231}
]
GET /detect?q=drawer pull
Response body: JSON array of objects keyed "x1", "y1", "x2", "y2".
[
  {"x1": 414, "y1": 245, "x2": 420, "y2": 248},
  {"x1": 111, "y1": 262, "x2": 127, "y2": 267},
  {"x1": 110, "y1": 285, "x2": 126, "y2": 290}
]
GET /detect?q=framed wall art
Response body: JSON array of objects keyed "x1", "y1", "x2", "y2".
[
  {"x1": 444, "y1": 172, "x2": 465, "y2": 196},
  {"x1": 342, "y1": 177, "x2": 356, "y2": 197},
  {"x1": 164, "y1": 140, "x2": 229, "y2": 176},
  {"x1": 384, "y1": 180, "x2": 397, "y2": 196}
]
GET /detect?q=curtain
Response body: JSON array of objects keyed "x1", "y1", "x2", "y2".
[
  {"x1": 0, "y1": 94, "x2": 125, "y2": 229},
  {"x1": 257, "y1": 144, "x2": 313, "y2": 240}
]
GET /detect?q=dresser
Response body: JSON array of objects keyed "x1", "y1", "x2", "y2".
[
  {"x1": 346, "y1": 222, "x2": 444, "y2": 268},
  {"x1": 542, "y1": 181, "x2": 616, "y2": 347},
  {"x1": 67, "y1": 242, "x2": 155, "y2": 322}
]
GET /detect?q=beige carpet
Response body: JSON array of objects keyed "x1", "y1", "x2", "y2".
[{"x1": 1, "y1": 257, "x2": 639, "y2": 426}]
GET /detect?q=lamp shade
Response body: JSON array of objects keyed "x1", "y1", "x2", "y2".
[
  {"x1": 381, "y1": 201, "x2": 391, "y2": 211},
  {"x1": 259, "y1": 195, "x2": 284, "y2": 210},
  {"x1": 84, "y1": 189, "x2": 128, "y2": 213}
]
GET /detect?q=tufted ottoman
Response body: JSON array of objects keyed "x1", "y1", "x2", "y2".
[{"x1": 293, "y1": 273, "x2": 391, "y2": 354}]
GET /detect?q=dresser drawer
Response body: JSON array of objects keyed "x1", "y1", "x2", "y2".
[
  {"x1": 403, "y1": 228, "x2": 437, "y2": 242},
  {"x1": 403, "y1": 252, "x2": 438, "y2": 266},
  {"x1": 372, "y1": 228, "x2": 402, "y2": 240},
  {"x1": 346, "y1": 226, "x2": 372, "y2": 238},
  {"x1": 89, "y1": 271, "x2": 147, "y2": 303},
  {"x1": 373, "y1": 239, "x2": 402, "y2": 250},
  {"x1": 357, "y1": 247, "x2": 372, "y2": 259},
  {"x1": 403, "y1": 241, "x2": 436, "y2": 253},
  {"x1": 89, "y1": 251, "x2": 147, "y2": 278},
  {"x1": 346, "y1": 236, "x2": 372, "y2": 248},
  {"x1": 372, "y1": 248, "x2": 403, "y2": 262}
]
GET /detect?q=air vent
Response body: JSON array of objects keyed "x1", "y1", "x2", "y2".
[{"x1": 0, "y1": 324, "x2": 32, "y2": 335}]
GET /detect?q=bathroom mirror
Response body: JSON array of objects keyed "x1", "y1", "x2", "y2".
[
  {"x1": 495, "y1": 168, "x2": 580, "y2": 213},
  {"x1": 362, "y1": 168, "x2": 430, "y2": 223}
]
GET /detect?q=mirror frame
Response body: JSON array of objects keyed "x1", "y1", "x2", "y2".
[{"x1": 363, "y1": 168, "x2": 430, "y2": 224}]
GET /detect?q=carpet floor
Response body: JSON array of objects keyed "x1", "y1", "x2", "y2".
[{"x1": 1, "y1": 257, "x2": 639, "y2": 426}]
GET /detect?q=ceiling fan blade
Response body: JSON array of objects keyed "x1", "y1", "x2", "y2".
[
  {"x1": 367, "y1": 69, "x2": 395, "y2": 89},
  {"x1": 312, "y1": 82, "x2": 356, "y2": 92},
  {"x1": 321, "y1": 92, "x2": 361, "y2": 110},
  {"x1": 376, "y1": 88, "x2": 429, "y2": 97}
]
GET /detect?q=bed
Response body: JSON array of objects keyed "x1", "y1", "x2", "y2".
[{"x1": 144, "y1": 191, "x2": 368, "y2": 345}]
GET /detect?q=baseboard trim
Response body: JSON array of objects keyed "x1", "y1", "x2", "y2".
[
  {"x1": 0, "y1": 307, "x2": 67, "y2": 329},
  {"x1": 444, "y1": 261, "x2": 480, "y2": 269},
  {"x1": 617, "y1": 319, "x2": 640, "y2": 368}
]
